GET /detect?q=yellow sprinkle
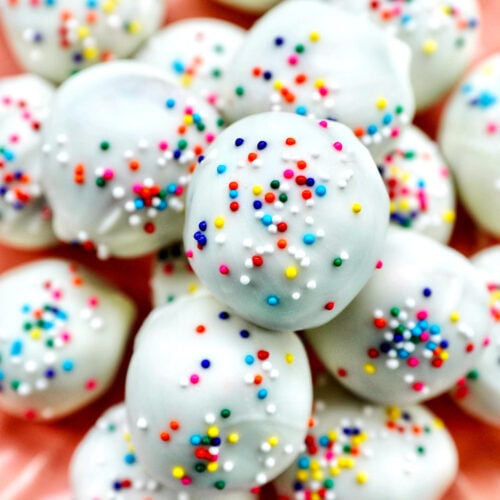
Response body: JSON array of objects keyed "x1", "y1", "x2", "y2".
[
  {"x1": 30, "y1": 329, "x2": 41, "y2": 340},
  {"x1": 183, "y1": 114, "x2": 194, "y2": 125},
  {"x1": 389, "y1": 201, "x2": 396, "y2": 214},
  {"x1": 172, "y1": 466, "x2": 184, "y2": 479},
  {"x1": 364, "y1": 363, "x2": 376, "y2": 374},
  {"x1": 338, "y1": 457, "x2": 355, "y2": 469},
  {"x1": 356, "y1": 471, "x2": 369, "y2": 484},
  {"x1": 207, "y1": 462, "x2": 218, "y2": 473},
  {"x1": 285, "y1": 353, "x2": 295, "y2": 364},
  {"x1": 310, "y1": 459, "x2": 321, "y2": 471},
  {"x1": 127, "y1": 444, "x2": 135, "y2": 452},
  {"x1": 227, "y1": 433, "x2": 239, "y2": 444},
  {"x1": 433, "y1": 417, "x2": 445, "y2": 429},
  {"x1": 386, "y1": 406, "x2": 402, "y2": 420},
  {"x1": 449, "y1": 311, "x2": 460, "y2": 323},
  {"x1": 440, "y1": 351, "x2": 449, "y2": 361},
  {"x1": 376, "y1": 97, "x2": 388, "y2": 110},
  {"x1": 312, "y1": 469, "x2": 324, "y2": 481},
  {"x1": 314, "y1": 78, "x2": 325, "y2": 89},
  {"x1": 399, "y1": 199, "x2": 411, "y2": 211},
  {"x1": 207, "y1": 426, "x2": 219, "y2": 438},
  {"x1": 309, "y1": 31, "x2": 320, "y2": 42},
  {"x1": 188, "y1": 283, "x2": 199, "y2": 294},
  {"x1": 268, "y1": 436, "x2": 279, "y2": 446},
  {"x1": 252, "y1": 185, "x2": 263, "y2": 195},
  {"x1": 181, "y1": 74, "x2": 192, "y2": 87},
  {"x1": 123, "y1": 432, "x2": 132, "y2": 442},
  {"x1": 83, "y1": 46, "x2": 99, "y2": 61},
  {"x1": 422, "y1": 39, "x2": 438, "y2": 55},
  {"x1": 352, "y1": 202, "x2": 362, "y2": 214},
  {"x1": 311, "y1": 493, "x2": 321, "y2": 500},
  {"x1": 214, "y1": 216, "x2": 225, "y2": 229},
  {"x1": 442, "y1": 210, "x2": 456, "y2": 223},
  {"x1": 273, "y1": 80, "x2": 283, "y2": 90},
  {"x1": 329, "y1": 466, "x2": 340, "y2": 476},
  {"x1": 296, "y1": 470, "x2": 309, "y2": 482},
  {"x1": 77, "y1": 26, "x2": 90, "y2": 39},
  {"x1": 352, "y1": 432, "x2": 368, "y2": 446},
  {"x1": 285, "y1": 266, "x2": 298, "y2": 279},
  {"x1": 102, "y1": 1, "x2": 116, "y2": 13},
  {"x1": 327, "y1": 430, "x2": 337, "y2": 442},
  {"x1": 128, "y1": 20, "x2": 142, "y2": 35}
]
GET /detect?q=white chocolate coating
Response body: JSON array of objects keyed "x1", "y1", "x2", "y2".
[
  {"x1": 136, "y1": 18, "x2": 246, "y2": 110},
  {"x1": 306, "y1": 227, "x2": 492, "y2": 405},
  {"x1": 41, "y1": 61, "x2": 223, "y2": 259},
  {"x1": 439, "y1": 53, "x2": 500, "y2": 238},
  {"x1": 71, "y1": 403, "x2": 257, "y2": 500},
  {"x1": 0, "y1": 73, "x2": 57, "y2": 249},
  {"x1": 376, "y1": 124, "x2": 456, "y2": 243},
  {"x1": 219, "y1": 0, "x2": 415, "y2": 157},
  {"x1": 0, "y1": 258, "x2": 135, "y2": 421},
  {"x1": 183, "y1": 112, "x2": 389, "y2": 331},
  {"x1": 0, "y1": 0, "x2": 166, "y2": 83},
  {"x1": 126, "y1": 293, "x2": 313, "y2": 492},
  {"x1": 327, "y1": 0, "x2": 480, "y2": 111},
  {"x1": 151, "y1": 242, "x2": 204, "y2": 308},
  {"x1": 273, "y1": 375, "x2": 458, "y2": 500},
  {"x1": 451, "y1": 245, "x2": 500, "y2": 427}
]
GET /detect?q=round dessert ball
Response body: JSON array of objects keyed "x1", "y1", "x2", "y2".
[
  {"x1": 451, "y1": 245, "x2": 500, "y2": 427},
  {"x1": 41, "y1": 61, "x2": 223, "y2": 259},
  {"x1": 306, "y1": 227, "x2": 492, "y2": 405},
  {"x1": 329, "y1": 0, "x2": 480, "y2": 111},
  {"x1": 219, "y1": 0, "x2": 415, "y2": 157},
  {"x1": 126, "y1": 293, "x2": 313, "y2": 492},
  {"x1": 151, "y1": 242, "x2": 204, "y2": 308},
  {"x1": 376, "y1": 124, "x2": 456, "y2": 243},
  {"x1": 273, "y1": 374, "x2": 458, "y2": 500},
  {"x1": 0, "y1": 73, "x2": 57, "y2": 249},
  {"x1": 0, "y1": 258, "x2": 135, "y2": 421},
  {"x1": 439, "y1": 53, "x2": 500, "y2": 238},
  {"x1": 70, "y1": 403, "x2": 257, "y2": 500},
  {"x1": 135, "y1": 18, "x2": 246, "y2": 110},
  {"x1": 183, "y1": 112, "x2": 389, "y2": 332},
  {"x1": 0, "y1": 0, "x2": 166, "y2": 83}
]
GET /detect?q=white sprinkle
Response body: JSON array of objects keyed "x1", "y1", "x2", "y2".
[
  {"x1": 204, "y1": 413, "x2": 215, "y2": 424},
  {"x1": 266, "y1": 403, "x2": 277, "y2": 415},
  {"x1": 256, "y1": 473, "x2": 267, "y2": 485},
  {"x1": 136, "y1": 417, "x2": 148, "y2": 430},
  {"x1": 240, "y1": 275, "x2": 250, "y2": 285},
  {"x1": 265, "y1": 457, "x2": 276, "y2": 468}
]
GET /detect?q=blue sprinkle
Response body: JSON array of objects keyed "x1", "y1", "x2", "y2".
[
  {"x1": 257, "y1": 388, "x2": 268, "y2": 399},
  {"x1": 172, "y1": 59, "x2": 185, "y2": 74},
  {"x1": 315, "y1": 185, "x2": 327, "y2": 197},
  {"x1": 166, "y1": 98, "x2": 176, "y2": 108},
  {"x1": 261, "y1": 214, "x2": 273, "y2": 226},
  {"x1": 367, "y1": 124, "x2": 378, "y2": 135},
  {"x1": 190, "y1": 434, "x2": 202, "y2": 445},
  {"x1": 297, "y1": 456, "x2": 310, "y2": 469},
  {"x1": 199, "y1": 221, "x2": 207, "y2": 231},
  {"x1": 245, "y1": 354, "x2": 255, "y2": 365},
  {"x1": 124, "y1": 453, "x2": 136, "y2": 465},
  {"x1": 217, "y1": 164, "x2": 227, "y2": 174},
  {"x1": 235, "y1": 138, "x2": 244, "y2": 147},
  {"x1": 200, "y1": 359, "x2": 211, "y2": 369},
  {"x1": 303, "y1": 233, "x2": 316, "y2": 245},
  {"x1": 240, "y1": 329, "x2": 250, "y2": 338},
  {"x1": 266, "y1": 295, "x2": 279, "y2": 306},
  {"x1": 62, "y1": 360, "x2": 74, "y2": 372},
  {"x1": 253, "y1": 200, "x2": 263, "y2": 210},
  {"x1": 422, "y1": 287, "x2": 432, "y2": 297},
  {"x1": 296, "y1": 105, "x2": 307, "y2": 116},
  {"x1": 219, "y1": 311, "x2": 230, "y2": 320},
  {"x1": 257, "y1": 140, "x2": 268, "y2": 150},
  {"x1": 10, "y1": 340, "x2": 22, "y2": 357}
]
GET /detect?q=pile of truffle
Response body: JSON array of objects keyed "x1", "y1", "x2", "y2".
[{"x1": 0, "y1": 0, "x2": 499, "y2": 499}]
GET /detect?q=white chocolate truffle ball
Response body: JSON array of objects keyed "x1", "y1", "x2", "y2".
[
  {"x1": 136, "y1": 18, "x2": 246, "y2": 110},
  {"x1": 0, "y1": 258, "x2": 135, "y2": 421},
  {"x1": 273, "y1": 375, "x2": 458, "y2": 500},
  {"x1": 70, "y1": 403, "x2": 257, "y2": 500},
  {"x1": 0, "y1": 0, "x2": 166, "y2": 83},
  {"x1": 328, "y1": 0, "x2": 480, "y2": 111},
  {"x1": 376, "y1": 124, "x2": 456, "y2": 243},
  {"x1": 41, "y1": 61, "x2": 223, "y2": 259},
  {"x1": 306, "y1": 227, "x2": 492, "y2": 405},
  {"x1": 219, "y1": 0, "x2": 414, "y2": 157},
  {"x1": 439, "y1": 53, "x2": 500, "y2": 238},
  {"x1": 126, "y1": 293, "x2": 313, "y2": 492},
  {"x1": 151, "y1": 242, "x2": 204, "y2": 308},
  {"x1": 0, "y1": 73, "x2": 57, "y2": 249},
  {"x1": 183, "y1": 112, "x2": 389, "y2": 332},
  {"x1": 451, "y1": 245, "x2": 500, "y2": 427}
]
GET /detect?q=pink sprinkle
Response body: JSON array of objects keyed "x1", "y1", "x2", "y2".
[
  {"x1": 486, "y1": 122, "x2": 498, "y2": 134},
  {"x1": 483, "y1": 337, "x2": 491, "y2": 347},
  {"x1": 333, "y1": 141, "x2": 343, "y2": 151},
  {"x1": 318, "y1": 87, "x2": 328, "y2": 97},
  {"x1": 88, "y1": 296, "x2": 99, "y2": 308},
  {"x1": 288, "y1": 54, "x2": 299, "y2": 65},
  {"x1": 390, "y1": 128, "x2": 400, "y2": 138},
  {"x1": 207, "y1": 93, "x2": 218, "y2": 105},
  {"x1": 2, "y1": 97, "x2": 11, "y2": 105},
  {"x1": 132, "y1": 183, "x2": 141, "y2": 194},
  {"x1": 325, "y1": 451, "x2": 334, "y2": 460},
  {"x1": 420, "y1": 332, "x2": 430, "y2": 341},
  {"x1": 219, "y1": 265, "x2": 230, "y2": 275},
  {"x1": 412, "y1": 381, "x2": 425, "y2": 392},
  {"x1": 9, "y1": 134, "x2": 19, "y2": 143},
  {"x1": 376, "y1": 260, "x2": 383, "y2": 269},
  {"x1": 175, "y1": 186, "x2": 184, "y2": 196},
  {"x1": 85, "y1": 379, "x2": 98, "y2": 391},
  {"x1": 186, "y1": 249, "x2": 194, "y2": 258},
  {"x1": 181, "y1": 477, "x2": 192, "y2": 486},
  {"x1": 407, "y1": 357, "x2": 419, "y2": 368},
  {"x1": 52, "y1": 290, "x2": 62, "y2": 300},
  {"x1": 103, "y1": 169, "x2": 114, "y2": 180},
  {"x1": 283, "y1": 169, "x2": 294, "y2": 179},
  {"x1": 158, "y1": 141, "x2": 168, "y2": 151},
  {"x1": 190, "y1": 374, "x2": 200, "y2": 384},
  {"x1": 416, "y1": 310, "x2": 428, "y2": 320},
  {"x1": 184, "y1": 106, "x2": 194, "y2": 115},
  {"x1": 206, "y1": 132, "x2": 216, "y2": 143},
  {"x1": 318, "y1": 120, "x2": 328, "y2": 128}
]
